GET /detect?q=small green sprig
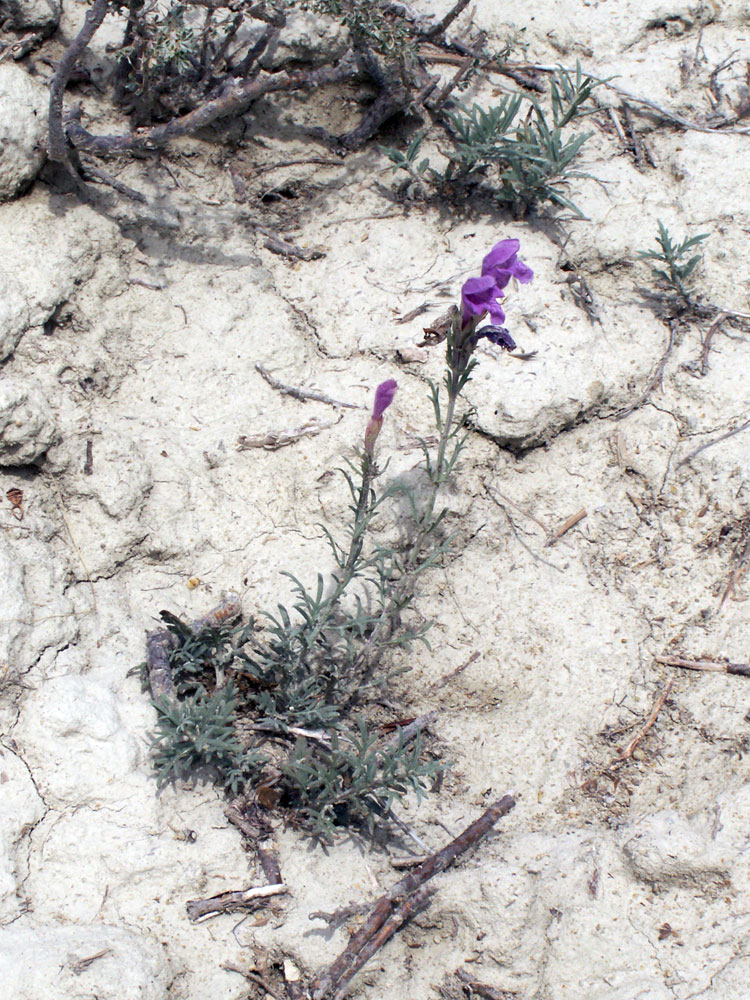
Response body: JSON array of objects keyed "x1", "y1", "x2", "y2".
[{"x1": 638, "y1": 220, "x2": 710, "y2": 300}]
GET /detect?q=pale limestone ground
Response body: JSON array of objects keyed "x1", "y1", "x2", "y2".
[{"x1": 1, "y1": 1, "x2": 750, "y2": 998}]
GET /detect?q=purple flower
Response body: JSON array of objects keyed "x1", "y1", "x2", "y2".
[
  {"x1": 372, "y1": 379, "x2": 398, "y2": 420},
  {"x1": 365, "y1": 379, "x2": 398, "y2": 455},
  {"x1": 481, "y1": 239, "x2": 534, "y2": 291},
  {"x1": 461, "y1": 275, "x2": 506, "y2": 329}
]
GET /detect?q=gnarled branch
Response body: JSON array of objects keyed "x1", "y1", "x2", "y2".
[{"x1": 66, "y1": 54, "x2": 360, "y2": 155}]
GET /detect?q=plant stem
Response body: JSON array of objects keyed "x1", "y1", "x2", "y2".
[
  {"x1": 345, "y1": 380, "x2": 463, "y2": 690},
  {"x1": 402, "y1": 394, "x2": 457, "y2": 580},
  {"x1": 301, "y1": 454, "x2": 376, "y2": 653}
]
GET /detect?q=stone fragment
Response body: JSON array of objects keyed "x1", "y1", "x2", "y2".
[
  {"x1": 86, "y1": 435, "x2": 153, "y2": 518},
  {"x1": 0, "y1": 923, "x2": 171, "y2": 1000},
  {"x1": 0, "y1": 64, "x2": 47, "y2": 202},
  {"x1": 0, "y1": 378, "x2": 56, "y2": 465},
  {"x1": 621, "y1": 810, "x2": 725, "y2": 882},
  {"x1": 0, "y1": 276, "x2": 31, "y2": 363},
  {"x1": 0, "y1": 190, "x2": 111, "y2": 359},
  {"x1": 0, "y1": 0, "x2": 61, "y2": 33},
  {"x1": 0, "y1": 537, "x2": 77, "y2": 687}
]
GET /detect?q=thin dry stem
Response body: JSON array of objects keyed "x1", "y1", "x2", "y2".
[{"x1": 612, "y1": 679, "x2": 673, "y2": 766}]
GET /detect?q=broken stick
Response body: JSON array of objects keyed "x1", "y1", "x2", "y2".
[
  {"x1": 186, "y1": 882, "x2": 287, "y2": 921},
  {"x1": 545, "y1": 508, "x2": 587, "y2": 547},
  {"x1": 237, "y1": 416, "x2": 340, "y2": 451},
  {"x1": 255, "y1": 363, "x2": 360, "y2": 409}
]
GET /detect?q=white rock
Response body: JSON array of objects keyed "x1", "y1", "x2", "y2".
[
  {"x1": 0, "y1": 0, "x2": 60, "y2": 33},
  {"x1": 78, "y1": 435, "x2": 153, "y2": 519},
  {"x1": 14, "y1": 674, "x2": 141, "y2": 807},
  {"x1": 0, "y1": 64, "x2": 47, "y2": 202},
  {"x1": 0, "y1": 922, "x2": 171, "y2": 1000},
  {"x1": 0, "y1": 378, "x2": 56, "y2": 465},
  {"x1": 0, "y1": 537, "x2": 77, "y2": 687},
  {"x1": 0, "y1": 276, "x2": 31, "y2": 362},
  {"x1": 0, "y1": 190, "x2": 111, "y2": 359},
  {"x1": 621, "y1": 810, "x2": 725, "y2": 882}
]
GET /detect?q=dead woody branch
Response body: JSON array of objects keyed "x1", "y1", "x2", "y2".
[
  {"x1": 146, "y1": 594, "x2": 242, "y2": 703},
  {"x1": 255, "y1": 363, "x2": 361, "y2": 409},
  {"x1": 48, "y1": 0, "x2": 110, "y2": 175},
  {"x1": 64, "y1": 57, "x2": 361, "y2": 156},
  {"x1": 309, "y1": 794, "x2": 516, "y2": 999}
]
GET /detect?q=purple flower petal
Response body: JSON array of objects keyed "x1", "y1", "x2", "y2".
[
  {"x1": 482, "y1": 239, "x2": 534, "y2": 289},
  {"x1": 477, "y1": 325, "x2": 516, "y2": 351},
  {"x1": 461, "y1": 274, "x2": 504, "y2": 327},
  {"x1": 482, "y1": 239, "x2": 521, "y2": 273},
  {"x1": 511, "y1": 259, "x2": 534, "y2": 284},
  {"x1": 372, "y1": 379, "x2": 398, "y2": 420}
]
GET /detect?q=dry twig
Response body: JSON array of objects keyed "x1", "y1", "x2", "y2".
[
  {"x1": 422, "y1": 0, "x2": 472, "y2": 40},
  {"x1": 545, "y1": 508, "x2": 587, "y2": 547},
  {"x1": 384, "y1": 710, "x2": 438, "y2": 750},
  {"x1": 454, "y1": 967, "x2": 512, "y2": 1000},
  {"x1": 429, "y1": 650, "x2": 480, "y2": 691},
  {"x1": 237, "y1": 415, "x2": 341, "y2": 451},
  {"x1": 611, "y1": 679, "x2": 673, "y2": 766},
  {"x1": 614, "y1": 320, "x2": 677, "y2": 420},
  {"x1": 70, "y1": 949, "x2": 112, "y2": 975},
  {"x1": 255, "y1": 364, "x2": 360, "y2": 409},
  {"x1": 718, "y1": 533, "x2": 750, "y2": 610},
  {"x1": 656, "y1": 655, "x2": 750, "y2": 678},
  {"x1": 678, "y1": 416, "x2": 750, "y2": 466},
  {"x1": 222, "y1": 965, "x2": 283, "y2": 1000},
  {"x1": 263, "y1": 234, "x2": 326, "y2": 261}
]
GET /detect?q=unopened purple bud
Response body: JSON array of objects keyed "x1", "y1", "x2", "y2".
[
  {"x1": 364, "y1": 417, "x2": 382, "y2": 455},
  {"x1": 372, "y1": 379, "x2": 398, "y2": 420}
]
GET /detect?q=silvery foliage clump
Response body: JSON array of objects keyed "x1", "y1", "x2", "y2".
[
  {"x1": 151, "y1": 239, "x2": 534, "y2": 841},
  {"x1": 383, "y1": 63, "x2": 601, "y2": 216}
]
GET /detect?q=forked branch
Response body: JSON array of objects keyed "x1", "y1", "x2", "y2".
[{"x1": 310, "y1": 794, "x2": 516, "y2": 999}]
